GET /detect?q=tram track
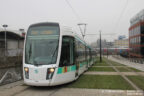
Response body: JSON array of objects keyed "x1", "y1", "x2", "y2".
[
  {"x1": 10, "y1": 84, "x2": 63, "y2": 96},
  {"x1": 11, "y1": 86, "x2": 30, "y2": 96},
  {"x1": 47, "y1": 88, "x2": 61, "y2": 96}
]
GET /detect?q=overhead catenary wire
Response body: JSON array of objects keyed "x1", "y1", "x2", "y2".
[
  {"x1": 65, "y1": 0, "x2": 87, "y2": 39},
  {"x1": 86, "y1": 0, "x2": 129, "y2": 42},
  {"x1": 113, "y1": 0, "x2": 129, "y2": 33},
  {"x1": 65, "y1": 0, "x2": 82, "y2": 22}
]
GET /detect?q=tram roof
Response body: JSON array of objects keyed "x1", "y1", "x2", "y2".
[{"x1": 29, "y1": 22, "x2": 59, "y2": 28}]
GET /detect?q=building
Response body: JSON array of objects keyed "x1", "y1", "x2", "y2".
[
  {"x1": 118, "y1": 35, "x2": 126, "y2": 40},
  {"x1": 96, "y1": 39, "x2": 107, "y2": 48},
  {"x1": 94, "y1": 39, "x2": 114, "y2": 55},
  {"x1": 0, "y1": 29, "x2": 25, "y2": 57},
  {"x1": 129, "y1": 9, "x2": 144, "y2": 59},
  {"x1": 114, "y1": 39, "x2": 129, "y2": 48}
]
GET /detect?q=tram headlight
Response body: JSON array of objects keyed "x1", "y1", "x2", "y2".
[
  {"x1": 24, "y1": 67, "x2": 29, "y2": 72},
  {"x1": 24, "y1": 67, "x2": 29, "y2": 79},
  {"x1": 46, "y1": 68, "x2": 55, "y2": 80},
  {"x1": 49, "y1": 68, "x2": 55, "y2": 73}
]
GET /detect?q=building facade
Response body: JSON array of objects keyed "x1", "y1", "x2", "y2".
[
  {"x1": 114, "y1": 39, "x2": 129, "y2": 48},
  {"x1": 129, "y1": 9, "x2": 144, "y2": 58},
  {"x1": 0, "y1": 29, "x2": 25, "y2": 57}
]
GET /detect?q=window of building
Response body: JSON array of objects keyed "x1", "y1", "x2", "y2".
[{"x1": 141, "y1": 25, "x2": 144, "y2": 34}]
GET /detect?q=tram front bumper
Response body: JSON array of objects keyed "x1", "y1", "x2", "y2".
[{"x1": 24, "y1": 79, "x2": 51, "y2": 86}]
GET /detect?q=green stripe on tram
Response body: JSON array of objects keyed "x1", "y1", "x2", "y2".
[
  {"x1": 71, "y1": 65, "x2": 76, "y2": 71},
  {"x1": 57, "y1": 67, "x2": 63, "y2": 74},
  {"x1": 57, "y1": 65, "x2": 76, "y2": 74},
  {"x1": 57, "y1": 61, "x2": 88, "y2": 74},
  {"x1": 57, "y1": 58, "x2": 95, "y2": 74}
]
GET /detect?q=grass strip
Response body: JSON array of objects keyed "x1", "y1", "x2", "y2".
[
  {"x1": 67, "y1": 75, "x2": 134, "y2": 90},
  {"x1": 117, "y1": 67, "x2": 142, "y2": 72},
  {"x1": 88, "y1": 67, "x2": 116, "y2": 72},
  {"x1": 127, "y1": 76, "x2": 144, "y2": 90},
  {"x1": 93, "y1": 63, "x2": 109, "y2": 66},
  {"x1": 128, "y1": 67, "x2": 142, "y2": 72},
  {"x1": 93, "y1": 57, "x2": 109, "y2": 66},
  {"x1": 116, "y1": 67, "x2": 131, "y2": 72},
  {"x1": 106, "y1": 59, "x2": 126, "y2": 66}
]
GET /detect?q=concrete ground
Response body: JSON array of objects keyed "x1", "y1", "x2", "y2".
[
  {"x1": 0, "y1": 57, "x2": 144, "y2": 96},
  {"x1": 0, "y1": 81, "x2": 143, "y2": 96}
]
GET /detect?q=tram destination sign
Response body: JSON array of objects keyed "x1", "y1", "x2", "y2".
[{"x1": 28, "y1": 26, "x2": 59, "y2": 36}]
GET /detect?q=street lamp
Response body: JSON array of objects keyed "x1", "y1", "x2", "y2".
[
  {"x1": 77, "y1": 23, "x2": 87, "y2": 39},
  {"x1": 2, "y1": 24, "x2": 8, "y2": 60}
]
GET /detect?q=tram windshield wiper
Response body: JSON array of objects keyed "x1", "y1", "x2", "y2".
[
  {"x1": 29, "y1": 43, "x2": 32, "y2": 61},
  {"x1": 51, "y1": 44, "x2": 58, "y2": 64}
]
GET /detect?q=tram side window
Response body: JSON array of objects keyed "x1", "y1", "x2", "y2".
[{"x1": 59, "y1": 36, "x2": 74, "y2": 67}]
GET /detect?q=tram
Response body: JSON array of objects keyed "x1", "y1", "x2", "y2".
[{"x1": 23, "y1": 22, "x2": 96, "y2": 86}]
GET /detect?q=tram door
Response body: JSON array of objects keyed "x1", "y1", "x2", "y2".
[
  {"x1": 75, "y1": 40, "x2": 81, "y2": 77},
  {"x1": 59, "y1": 36, "x2": 74, "y2": 68}
]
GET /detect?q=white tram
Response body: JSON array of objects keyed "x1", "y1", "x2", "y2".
[{"x1": 23, "y1": 22, "x2": 96, "y2": 86}]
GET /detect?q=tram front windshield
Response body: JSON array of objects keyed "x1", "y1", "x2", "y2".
[{"x1": 25, "y1": 26, "x2": 59, "y2": 65}]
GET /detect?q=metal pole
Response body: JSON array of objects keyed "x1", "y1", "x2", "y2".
[
  {"x1": 78, "y1": 25, "x2": 84, "y2": 38},
  {"x1": 83, "y1": 24, "x2": 87, "y2": 39},
  {"x1": 4, "y1": 27, "x2": 7, "y2": 58},
  {"x1": 2, "y1": 25, "x2": 8, "y2": 61},
  {"x1": 107, "y1": 43, "x2": 108, "y2": 58},
  {"x1": 77, "y1": 23, "x2": 87, "y2": 39},
  {"x1": 100, "y1": 30, "x2": 102, "y2": 62}
]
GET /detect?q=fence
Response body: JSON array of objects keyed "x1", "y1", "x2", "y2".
[{"x1": 0, "y1": 49, "x2": 23, "y2": 85}]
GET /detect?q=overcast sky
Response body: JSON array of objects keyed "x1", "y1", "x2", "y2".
[{"x1": 0, "y1": 0, "x2": 144, "y2": 43}]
